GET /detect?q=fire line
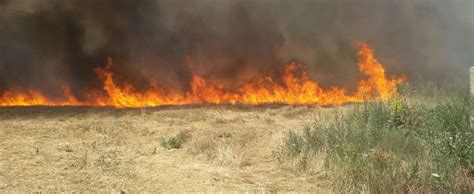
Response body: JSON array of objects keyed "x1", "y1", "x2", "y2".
[{"x1": 0, "y1": 42, "x2": 405, "y2": 108}]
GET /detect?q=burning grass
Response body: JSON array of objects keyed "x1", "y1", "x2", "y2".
[
  {"x1": 274, "y1": 81, "x2": 473, "y2": 193},
  {"x1": 0, "y1": 43, "x2": 404, "y2": 107}
]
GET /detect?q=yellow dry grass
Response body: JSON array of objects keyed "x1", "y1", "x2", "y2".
[{"x1": 0, "y1": 105, "x2": 342, "y2": 192}]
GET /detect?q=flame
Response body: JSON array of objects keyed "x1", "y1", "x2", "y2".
[{"x1": 0, "y1": 42, "x2": 405, "y2": 107}]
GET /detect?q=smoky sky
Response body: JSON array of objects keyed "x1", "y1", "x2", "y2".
[{"x1": 0, "y1": 0, "x2": 472, "y2": 98}]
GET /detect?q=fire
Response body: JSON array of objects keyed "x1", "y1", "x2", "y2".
[{"x1": 0, "y1": 42, "x2": 405, "y2": 107}]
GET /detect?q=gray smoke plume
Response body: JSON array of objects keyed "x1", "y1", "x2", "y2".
[{"x1": 0, "y1": 0, "x2": 472, "y2": 98}]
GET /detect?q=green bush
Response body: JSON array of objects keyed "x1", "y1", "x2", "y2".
[
  {"x1": 161, "y1": 130, "x2": 191, "y2": 149},
  {"x1": 275, "y1": 82, "x2": 473, "y2": 193}
]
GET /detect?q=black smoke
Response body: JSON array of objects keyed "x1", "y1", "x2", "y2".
[{"x1": 0, "y1": 0, "x2": 472, "y2": 98}]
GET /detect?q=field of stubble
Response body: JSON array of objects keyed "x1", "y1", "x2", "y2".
[{"x1": 0, "y1": 105, "x2": 336, "y2": 192}]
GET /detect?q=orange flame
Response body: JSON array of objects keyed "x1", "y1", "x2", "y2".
[{"x1": 0, "y1": 42, "x2": 405, "y2": 107}]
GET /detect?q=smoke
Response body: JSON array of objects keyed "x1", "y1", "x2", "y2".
[{"x1": 0, "y1": 0, "x2": 472, "y2": 97}]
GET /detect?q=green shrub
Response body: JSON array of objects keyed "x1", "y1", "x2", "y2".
[
  {"x1": 161, "y1": 130, "x2": 191, "y2": 149},
  {"x1": 275, "y1": 82, "x2": 473, "y2": 193}
]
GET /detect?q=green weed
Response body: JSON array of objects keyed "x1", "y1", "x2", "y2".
[{"x1": 275, "y1": 82, "x2": 473, "y2": 193}]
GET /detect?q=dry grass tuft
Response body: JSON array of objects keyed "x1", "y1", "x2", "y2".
[{"x1": 190, "y1": 132, "x2": 249, "y2": 167}]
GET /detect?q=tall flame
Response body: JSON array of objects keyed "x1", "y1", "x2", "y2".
[{"x1": 0, "y1": 43, "x2": 405, "y2": 107}]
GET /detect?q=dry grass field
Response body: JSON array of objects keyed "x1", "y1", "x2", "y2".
[
  {"x1": 0, "y1": 105, "x2": 337, "y2": 192},
  {"x1": 0, "y1": 83, "x2": 471, "y2": 193}
]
